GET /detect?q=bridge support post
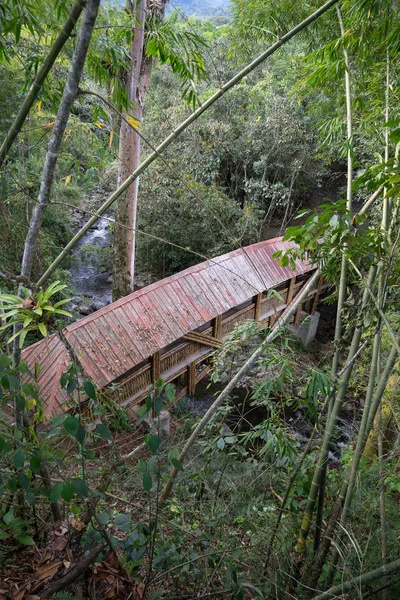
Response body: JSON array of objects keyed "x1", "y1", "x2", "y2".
[
  {"x1": 289, "y1": 311, "x2": 320, "y2": 346},
  {"x1": 310, "y1": 277, "x2": 323, "y2": 315},
  {"x1": 188, "y1": 361, "x2": 196, "y2": 396}
]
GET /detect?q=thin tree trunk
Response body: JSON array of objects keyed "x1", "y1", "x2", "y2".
[
  {"x1": 36, "y1": 0, "x2": 340, "y2": 288},
  {"x1": 20, "y1": 0, "x2": 100, "y2": 281},
  {"x1": 159, "y1": 269, "x2": 321, "y2": 503},
  {"x1": 113, "y1": 0, "x2": 147, "y2": 300},
  {"x1": 0, "y1": 0, "x2": 86, "y2": 168}
]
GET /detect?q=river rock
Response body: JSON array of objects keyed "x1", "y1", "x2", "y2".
[
  {"x1": 90, "y1": 301, "x2": 105, "y2": 312},
  {"x1": 106, "y1": 275, "x2": 113, "y2": 284}
]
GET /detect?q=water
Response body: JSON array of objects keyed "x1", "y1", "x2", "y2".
[{"x1": 70, "y1": 216, "x2": 113, "y2": 309}]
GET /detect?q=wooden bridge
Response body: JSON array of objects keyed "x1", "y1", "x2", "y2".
[{"x1": 22, "y1": 238, "x2": 325, "y2": 417}]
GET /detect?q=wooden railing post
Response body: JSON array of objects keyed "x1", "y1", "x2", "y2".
[
  {"x1": 212, "y1": 315, "x2": 222, "y2": 339},
  {"x1": 151, "y1": 351, "x2": 160, "y2": 383},
  {"x1": 254, "y1": 293, "x2": 263, "y2": 321},
  {"x1": 188, "y1": 361, "x2": 196, "y2": 396}
]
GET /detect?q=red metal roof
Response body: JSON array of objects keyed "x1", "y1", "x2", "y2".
[{"x1": 22, "y1": 237, "x2": 313, "y2": 416}]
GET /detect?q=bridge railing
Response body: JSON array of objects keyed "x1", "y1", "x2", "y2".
[{"x1": 107, "y1": 271, "x2": 326, "y2": 411}]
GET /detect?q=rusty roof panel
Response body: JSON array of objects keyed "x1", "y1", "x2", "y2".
[
  {"x1": 21, "y1": 334, "x2": 70, "y2": 416},
  {"x1": 21, "y1": 237, "x2": 314, "y2": 415}
]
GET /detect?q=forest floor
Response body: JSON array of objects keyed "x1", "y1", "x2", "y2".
[{"x1": 0, "y1": 321, "x2": 357, "y2": 600}]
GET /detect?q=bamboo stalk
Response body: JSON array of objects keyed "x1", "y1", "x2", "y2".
[
  {"x1": 330, "y1": 5, "x2": 353, "y2": 382},
  {"x1": 325, "y1": 327, "x2": 400, "y2": 584},
  {"x1": 35, "y1": 0, "x2": 340, "y2": 287},
  {"x1": 295, "y1": 266, "x2": 377, "y2": 555},
  {"x1": 311, "y1": 557, "x2": 400, "y2": 600}
]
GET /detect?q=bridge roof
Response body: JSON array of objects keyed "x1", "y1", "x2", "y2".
[{"x1": 22, "y1": 237, "x2": 313, "y2": 415}]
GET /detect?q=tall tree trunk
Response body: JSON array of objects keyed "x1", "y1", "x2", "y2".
[
  {"x1": 113, "y1": 0, "x2": 147, "y2": 300},
  {"x1": 0, "y1": 0, "x2": 86, "y2": 169},
  {"x1": 20, "y1": 0, "x2": 100, "y2": 282}
]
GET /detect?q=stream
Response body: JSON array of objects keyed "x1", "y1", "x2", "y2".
[{"x1": 69, "y1": 214, "x2": 113, "y2": 315}]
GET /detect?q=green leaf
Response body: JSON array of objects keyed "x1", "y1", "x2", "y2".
[
  {"x1": 64, "y1": 415, "x2": 79, "y2": 437},
  {"x1": 61, "y1": 482, "x2": 74, "y2": 502},
  {"x1": 50, "y1": 481, "x2": 63, "y2": 504},
  {"x1": 95, "y1": 424, "x2": 112, "y2": 441},
  {"x1": 216, "y1": 437, "x2": 225, "y2": 450},
  {"x1": 114, "y1": 513, "x2": 131, "y2": 531},
  {"x1": 3, "y1": 508, "x2": 15, "y2": 525},
  {"x1": 66, "y1": 378, "x2": 77, "y2": 395},
  {"x1": 0, "y1": 530, "x2": 8, "y2": 539},
  {"x1": 97, "y1": 512, "x2": 110, "y2": 525},
  {"x1": 143, "y1": 472, "x2": 153, "y2": 492},
  {"x1": 16, "y1": 535, "x2": 35, "y2": 545},
  {"x1": 171, "y1": 458, "x2": 184, "y2": 472},
  {"x1": 26, "y1": 491, "x2": 35, "y2": 505},
  {"x1": 71, "y1": 478, "x2": 89, "y2": 498},
  {"x1": 83, "y1": 380, "x2": 96, "y2": 400},
  {"x1": 13, "y1": 449, "x2": 25, "y2": 469},
  {"x1": 75, "y1": 425, "x2": 86, "y2": 445},
  {"x1": 168, "y1": 448, "x2": 180, "y2": 464},
  {"x1": 19, "y1": 473, "x2": 30, "y2": 490},
  {"x1": 60, "y1": 372, "x2": 68, "y2": 388},
  {"x1": 146, "y1": 433, "x2": 160, "y2": 454},
  {"x1": 0, "y1": 437, "x2": 12, "y2": 454},
  {"x1": 30, "y1": 455, "x2": 41, "y2": 473},
  {"x1": 16, "y1": 394, "x2": 26, "y2": 411},
  {"x1": 154, "y1": 395, "x2": 163, "y2": 415}
]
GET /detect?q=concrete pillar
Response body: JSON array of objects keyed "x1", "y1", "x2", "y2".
[{"x1": 288, "y1": 311, "x2": 320, "y2": 346}]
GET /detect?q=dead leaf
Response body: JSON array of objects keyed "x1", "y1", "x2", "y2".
[
  {"x1": 136, "y1": 582, "x2": 145, "y2": 599},
  {"x1": 53, "y1": 535, "x2": 68, "y2": 552},
  {"x1": 13, "y1": 591, "x2": 25, "y2": 600},
  {"x1": 71, "y1": 519, "x2": 85, "y2": 530},
  {"x1": 34, "y1": 561, "x2": 62, "y2": 581},
  {"x1": 21, "y1": 297, "x2": 35, "y2": 309},
  {"x1": 67, "y1": 548, "x2": 73, "y2": 561}
]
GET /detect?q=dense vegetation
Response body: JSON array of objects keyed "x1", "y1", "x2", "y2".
[{"x1": 0, "y1": 0, "x2": 400, "y2": 598}]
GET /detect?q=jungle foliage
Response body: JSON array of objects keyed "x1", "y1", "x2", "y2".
[{"x1": 1, "y1": 0, "x2": 400, "y2": 598}]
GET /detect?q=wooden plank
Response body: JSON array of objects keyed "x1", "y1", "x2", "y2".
[
  {"x1": 151, "y1": 351, "x2": 160, "y2": 382},
  {"x1": 287, "y1": 277, "x2": 296, "y2": 304},
  {"x1": 254, "y1": 292, "x2": 262, "y2": 321},
  {"x1": 212, "y1": 314, "x2": 222, "y2": 339},
  {"x1": 310, "y1": 277, "x2": 323, "y2": 315},
  {"x1": 183, "y1": 331, "x2": 222, "y2": 349},
  {"x1": 187, "y1": 361, "x2": 196, "y2": 395}
]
